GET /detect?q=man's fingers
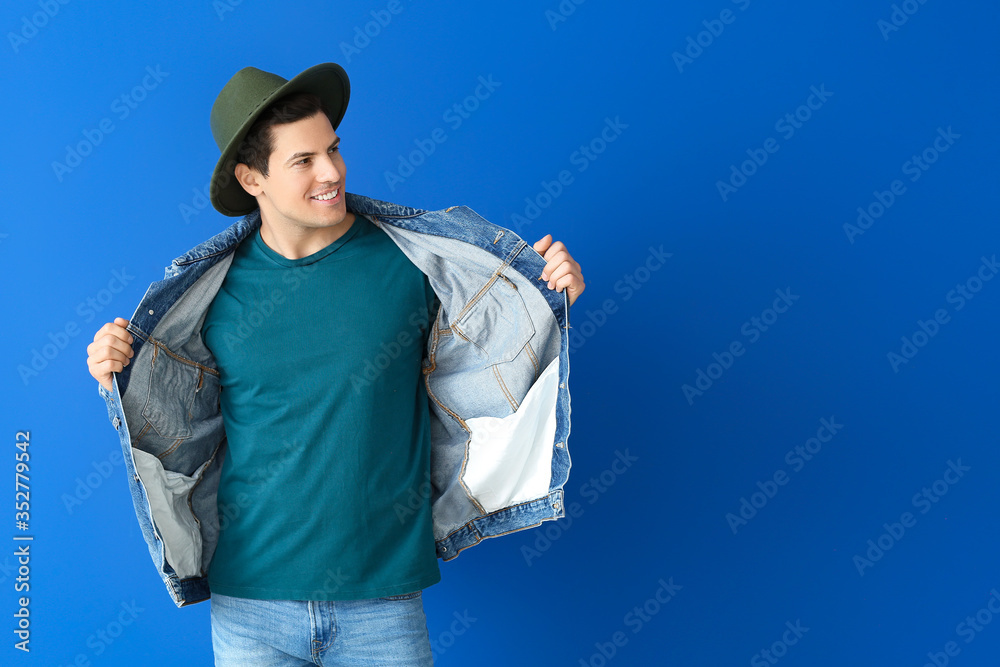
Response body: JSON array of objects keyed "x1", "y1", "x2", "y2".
[
  {"x1": 88, "y1": 334, "x2": 134, "y2": 362},
  {"x1": 86, "y1": 320, "x2": 135, "y2": 387},
  {"x1": 533, "y1": 234, "x2": 553, "y2": 256},
  {"x1": 539, "y1": 243, "x2": 570, "y2": 279},
  {"x1": 551, "y1": 271, "x2": 586, "y2": 306},
  {"x1": 536, "y1": 236, "x2": 576, "y2": 279},
  {"x1": 542, "y1": 240, "x2": 567, "y2": 258},
  {"x1": 534, "y1": 236, "x2": 585, "y2": 305},
  {"x1": 88, "y1": 345, "x2": 131, "y2": 369},
  {"x1": 86, "y1": 333, "x2": 122, "y2": 356},
  {"x1": 92, "y1": 358, "x2": 127, "y2": 376},
  {"x1": 542, "y1": 254, "x2": 578, "y2": 285},
  {"x1": 90, "y1": 359, "x2": 125, "y2": 392},
  {"x1": 94, "y1": 319, "x2": 134, "y2": 345},
  {"x1": 548, "y1": 261, "x2": 584, "y2": 290}
]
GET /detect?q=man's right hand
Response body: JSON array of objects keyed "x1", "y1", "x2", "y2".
[{"x1": 87, "y1": 317, "x2": 135, "y2": 392}]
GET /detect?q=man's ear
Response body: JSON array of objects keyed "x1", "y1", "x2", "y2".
[{"x1": 234, "y1": 162, "x2": 264, "y2": 197}]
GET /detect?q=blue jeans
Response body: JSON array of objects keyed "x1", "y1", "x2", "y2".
[{"x1": 210, "y1": 591, "x2": 434, "y2": 666}]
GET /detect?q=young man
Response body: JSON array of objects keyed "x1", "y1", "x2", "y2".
[{"x1": 86, "y1": 62, "x2": 583, "y2": 665}]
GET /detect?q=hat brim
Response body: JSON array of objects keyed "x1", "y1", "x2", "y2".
[{"x1": 209, "y1": 63, "x2": 350, "y2": 217}]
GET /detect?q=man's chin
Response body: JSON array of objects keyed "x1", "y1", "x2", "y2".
[{"x1": 306, "y1": 212, "x2": 350, "y2": 230}]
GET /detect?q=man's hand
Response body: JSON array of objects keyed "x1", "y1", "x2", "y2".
[
  {"x1": 87, "y1": 317, "x2": 135, "y2": 393},
  {"x1": 533, "y1": 234, "x2": 585, "y2": 307}
]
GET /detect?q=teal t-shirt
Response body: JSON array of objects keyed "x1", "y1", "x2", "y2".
[{"x1": 202, "y1": 214, "x2": 441, "y2": 600}]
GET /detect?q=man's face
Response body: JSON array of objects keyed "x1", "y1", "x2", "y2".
[{"x1": 242, "y1": 110, "x2": 349, "y2": 234}]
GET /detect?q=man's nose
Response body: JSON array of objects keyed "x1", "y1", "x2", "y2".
[{"x1": 317, "y1": 154, "x2": 342, "y2": 183}]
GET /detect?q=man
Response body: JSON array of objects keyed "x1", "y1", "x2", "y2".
[{"x1": 86, "y1": 62, "x2": 583, "y2": 665}]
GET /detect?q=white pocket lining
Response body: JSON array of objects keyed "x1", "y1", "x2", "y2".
[{"x1": 462, "y1": 356, "x2": 559, "y2": 512}]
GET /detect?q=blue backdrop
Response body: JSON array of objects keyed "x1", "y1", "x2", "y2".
[{"x1": 2, "y1": 0, "x2": 998, "y2": 665}]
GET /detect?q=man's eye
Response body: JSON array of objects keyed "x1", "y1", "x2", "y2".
[
  {"x1": 296, "y1": 158, "x2": 310, "y2": 165},
  {"x1": 330, "y1": 146, "x2": 340, "y2": 153}
]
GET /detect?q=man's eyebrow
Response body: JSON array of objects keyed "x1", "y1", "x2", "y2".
[{"x1": 284, "y1": 139, "x2": 340, "y2": 166}]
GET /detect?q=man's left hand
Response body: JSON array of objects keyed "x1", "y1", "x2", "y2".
[{"x1": 534, "y1": 234, "x2": 585, "y2": 307}]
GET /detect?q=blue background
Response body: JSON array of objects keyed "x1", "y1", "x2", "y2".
[{"x1": 2, "y1": 0, "x2": 998, "y2": 664}]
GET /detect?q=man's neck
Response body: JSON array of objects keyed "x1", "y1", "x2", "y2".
[{"x1": 258, "y1": 211, "x2": 357, "y2": 260}]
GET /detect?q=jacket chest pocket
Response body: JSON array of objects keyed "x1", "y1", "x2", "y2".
[
  {"x1": 449, "y1": 272, "x2": 535, "y2": 368},
  {"x1": 137, "y1": 343, "x2": 220, "y2": 465}
]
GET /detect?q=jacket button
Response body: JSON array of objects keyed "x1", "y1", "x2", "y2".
[
  {"x1": 555, "y1": 441, "x2": 564, "y2": 448},
  {"x1": 112, "y1": 417, "x2": 121, "y2": 430},
  {"x1": 553, "y1": 502, "x2": 562, "y2": 511}
]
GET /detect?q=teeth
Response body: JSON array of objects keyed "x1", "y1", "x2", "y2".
[{"x1": 312, "y1": 189, "x2": 338, "y2": 201}]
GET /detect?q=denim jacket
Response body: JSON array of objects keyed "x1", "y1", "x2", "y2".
[{"x1": 98, "y1": 193, "x2": 572, "y2": 607}]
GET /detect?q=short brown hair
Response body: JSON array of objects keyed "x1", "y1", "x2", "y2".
[{"x1": 236, "y1": 92, "x2": 332, "y2": 177}]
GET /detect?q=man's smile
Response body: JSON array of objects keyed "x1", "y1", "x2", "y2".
[{"x1": 310, "y1": 188, "x2": 340, "y2": 203}]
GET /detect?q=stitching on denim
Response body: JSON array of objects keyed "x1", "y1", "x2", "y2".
[
  {"x1": 451, "y1": 323, "x2": 488, "y2": 360},
  {"x1": 450, "y1": 273, "x2": 500, "y2": 326},
  {"x1": 525, "y1": 342, "x2": 539, "y2": 380},
  {"x1": 147, "y1": 338, "x2": 220, "y2": 376},
  {"x1": 423, "y1": 319, "x2": 485, "y2": 515},
  {"x1": 423, "y1": 327, "x2": 469, "y2": 431},
  {"x1": 309, "y1": 600, "x2": 331, "y2": 659},
  {"x1": 492, "y1": 364, "x2": 518, "y2": 412},
  {"x1": 450, "y1": 266, "x2": 535, "y2": 367},
  {"x1": 502, "y1": 239, "x2": 529, "y2": 266},
  {"x1": 378, "y1": 590, "x2": 422, "y2": 600},
  {"x1": 443, "y1": 520, "x2": 549, "y2": 561},
  {"x1": 172, "y1": 245, "x2": 236, "y2": 266},
  {"x1": 438, "y1": 493, "x2": 558, "y2": 544},
  {"x1": 131, "y1": 421, "x2": 152, "y2": 448},
  {"x1": 354, "y1": 200, "x2": 429, "y2": 221},
  {"x1": 156, "y1": 438, "x2": 184, "y2": 461}
]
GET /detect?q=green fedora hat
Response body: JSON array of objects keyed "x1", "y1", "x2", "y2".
[{"x1": 209, "y1": 62, "x2": 350, "y2": 217}]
